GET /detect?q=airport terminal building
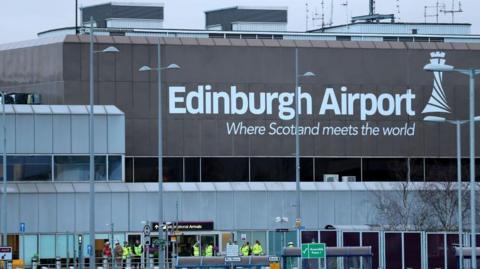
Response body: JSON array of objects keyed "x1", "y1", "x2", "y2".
[{"x1": 2, "y1": 11, "x2": 480, "y2": 268}]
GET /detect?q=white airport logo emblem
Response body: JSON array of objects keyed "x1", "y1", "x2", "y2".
[{"x1": 422, "y1": 51, "x2": 452, "y2": 114}]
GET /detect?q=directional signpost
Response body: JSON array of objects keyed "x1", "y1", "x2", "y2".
[
  {"x1": 0, "y1": 247, "x2": 12, "y2": 261},
  {"x1": 302, "y1": 243, "x2": 327, "y2": 269}
]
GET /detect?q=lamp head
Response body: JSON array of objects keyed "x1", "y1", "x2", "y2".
[
  {"x1": 423, "y1": 63, "x2": 454, "y2": 72},
  {"x1": 139, "y1": 66, "x2": 152, "y2": 72},
  {"x1": 166, "y1": 63, "x2": 181, "y2": 70},
  {"x1": 423, "y1": 116, "x2": 446, "y2": 122},
  {"x1": 475, "y1": 116, "x2": 480, "y2": 122},
  {"x1": 302, "y1": 71, "x2": 315, "y2": 77},
  {"x1": 102, "y1": 46, "x2": 119, "y2": 53}
]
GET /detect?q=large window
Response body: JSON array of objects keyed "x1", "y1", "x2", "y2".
[
  {"x1": 315, "y1": 158, "x2": 361, "y2": 182},
  {"x1": 185, "y1": 158, "x2": 200, "y2": 182},
  {"x1": 108, "y1": 155, "x2": 122, "y2": 181},
  {"x1": 164, "y1": 158, "x2": 183, "y2": 182},
  {"x1": 425, "y1": 158, "x2": 456, "y2": 181},
  {"x1": 363, "y1": 158, "x2": 407, "y2": 181},
  {"x1": 134, "y1": 157, "x2": 157, "y2": 182},
  {"x1": 251, "y1": 158, "x2": 294, "y2": 181},
  {"x1": 125, "y1": 157, "x2": 134, "y2": 182},
  {"x1": 201, "y1": 158, "x2": 248, "y2": 182},
  {"x1": 410, "y1": 158, "x2": 424, "y2": 181},
  {"x1": 301, "y1": 158, "x2": 314, "y2": 181},
  {"x1": 385, "y1": 233, "x2": 402, "y2": 269},
  {"x1": 54, "y1": 156, "x2": 106, "y2": 181},
  {"x1": 4, "y1": 156, "x2": 52, "y2": 181}
]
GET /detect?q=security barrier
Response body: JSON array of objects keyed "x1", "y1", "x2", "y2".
[
  {"x1": 175, "y1": 256, "x2": 272, "y2": 269},
  {"x1": 281, "y1": 247, "x2": 372, "y2": 269}
]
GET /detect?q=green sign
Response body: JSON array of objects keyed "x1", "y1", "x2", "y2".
[{"x1": 301, "y1": 243, "x2": 326, "y2": 259}]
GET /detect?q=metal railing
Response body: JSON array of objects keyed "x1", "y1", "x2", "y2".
[{"x1": 24, "y1": 256, "x2": 171, "y2": 269}]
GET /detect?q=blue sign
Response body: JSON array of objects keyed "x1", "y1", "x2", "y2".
[
  {"x1": 19, "y1": 223, "x2": 25, "y2": 233},
  {"x1": 87, "y1": 245, "x2": 92, "y2": 255}
]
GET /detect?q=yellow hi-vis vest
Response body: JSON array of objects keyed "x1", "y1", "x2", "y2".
[
  {"x1": 205, "y1": 245, "x2": 213, "y2": 256},
  {"x1": 193, "y1": 245, "x2": 200, "y2": 256},
  {"x1": 252, "y1": 243, "x2": 263, "y2": 255},
  {"x1": 134, "y1": 245, "x2": 143, "y2": 256},
  {"x1": 122, "y1": 246, "x2": 130, "y2": 259},
  {"x1": 240, "y1": 245, "x2": 250, "y2": 256}
]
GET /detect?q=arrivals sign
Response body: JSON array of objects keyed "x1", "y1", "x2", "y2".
[{"x1": 152, "y1": 221, "x2": 214, "y2": 232}]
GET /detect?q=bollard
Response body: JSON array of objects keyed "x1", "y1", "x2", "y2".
[
  {"x1": 126, "y1": 256, "x2": 131, "y2": 269},
  {"x1": 56, "y1": 257, "x2": 61, "y2": 269},
  {"x1": 148, "y1": 254, "x2": 154, "y2": 269},
  {"x1": 102, "y1": 256, "x2": 109, "y2": 269},
  {"x1": 32, "y1": 258, "x2": 38, "y2": 269}
]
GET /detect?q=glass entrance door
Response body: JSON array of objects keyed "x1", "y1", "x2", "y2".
[
  {"x1": 177, "y1": 235, "x2": 197, "y2": 256},
  {"x1": 200, "y1": 234, "x2": 218, "y2": 256},
  {"x1": 172, "y1": 233, "x2": 220, "y2": 257}
]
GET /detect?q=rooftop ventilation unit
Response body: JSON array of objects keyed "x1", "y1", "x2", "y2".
[
  {"x1": 342, "y1": 176, "x2": 356, "y2": 182},
  {"x1": 324, "y1": 174, "x2": 339, "y2": 182}
]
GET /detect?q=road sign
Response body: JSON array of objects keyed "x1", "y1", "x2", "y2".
[
  {"x1": 301, "y1": 243, "x2": 326, "y2": 259},
  {"x1": 226, "y1": 244, "x2": 239, "y2": 257},
  {"x1": 0, "y1": 247, "x2": 12, "y2": 261},
  {"x1": 225, "y1": 257, "x2": 241, "y2": 262},
  {"x1": 19, "y1": 223, "x2": 25, "y2": 233},
  {"x1": 268, "y1": 256, "x2": 280, "y2": 262},
  {"x1": 143, "y1": 224, "x2": 151, "y2": 236},
  {"x1": 240, "y1": 234, "x2": 247, "y2": 240}
]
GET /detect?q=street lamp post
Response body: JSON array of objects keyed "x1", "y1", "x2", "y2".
[
  {"x1": 1, "y1": 91, "x2": 6, "y2": 248},
  {"x1": 294, "y1": 48, "x2": 315, "y2": 251},
  {"x1": 424, "y1": 63, "x2": 480, "y2": 268},
  {"x1": 424, "y1": 115, "x2": 480, "y2": 269},
  {"x1": 88, "y1": 17, "x2": 119, "y2": 269},
  {"x1": 139, "y1": 38, "x2": 180, "y2": 269}
]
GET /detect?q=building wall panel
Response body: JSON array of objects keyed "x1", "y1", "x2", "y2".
[
  {"x1": 34, "y1": 114, "x2": 53, "y2": 153},
  {"x1": 71, "y1": 115, "x2": 89, "y2": 154},
  {"x1": 38, "y1": 194, "x2": 57, "y2": 233},
  {"x1": 53, "y1": 115, "x2": 71, "y2": 154}
]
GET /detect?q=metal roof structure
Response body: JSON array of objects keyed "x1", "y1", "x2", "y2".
[
  {"x1": 0, "y1": 104, "x2": 123, "y2": 115},
  {"x1": 81, "y1": 2, "x2": 164, "y2": 28},
  {"x1": 5, "y1": 181, "x2": 453, "y2": 193}
]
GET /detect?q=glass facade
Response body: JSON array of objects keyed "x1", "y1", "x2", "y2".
[
  {"x1": 0, "y1": 155, "x2": 123, "y2": 182},
  {"x1": 121, "y1": 156, "x2": 479, "y2": 183},
  {"x1": 5, "y1": 230, "x2": 473, "y2": 269},
  {"x1": 2, "y1": 155, "x2": 478, "y2": 183}
]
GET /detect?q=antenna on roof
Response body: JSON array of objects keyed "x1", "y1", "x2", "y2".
[
  {"x1": 351, "y1": 0, "x2": 394, "y2": 23},
  {"x1": 312, "y1": 7, "x2": 322, "y2": 29},
  {"x1": 341, "y1": 0, "x2": 349, "y2": 24},
  {"x1": 305, "y1": 2, "x2": 310, "y2": 31},
  {"x1": 329, "y1": 0, "x2": 334, "y2": 26},
  {"x1": 395, "y1": 0, "x2": 401, "y2": 21},
  {"x1": 440, "y1": 0, "x2": 463, "y2": 23},
  {"x1": 424, "y1": 0, "x2": 445, "y2": 23},
  {"x1": 321, "y1": 0, "x2": 326, "y2": 28}
]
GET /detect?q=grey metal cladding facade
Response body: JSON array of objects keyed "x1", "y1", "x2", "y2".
[
  {"x1": 82, "y1": 4, "x2": 164, "y2": 27},
  {"x1": 0, "y1": 42, "x2": 65, "y2": 104},
  {"x1": 2, "y1": 37, "x2": 480, "y2": 158},
  {"x1": 56, "y1": 39, "x2": 480, "y2": 158},
  {"x1": 206, "y1": 8, "x2": 287, "y2": 30}
]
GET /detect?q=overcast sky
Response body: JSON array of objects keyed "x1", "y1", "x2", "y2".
[{"x1": 0, "y1": 0, "x2": 477, "y2": 43}]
